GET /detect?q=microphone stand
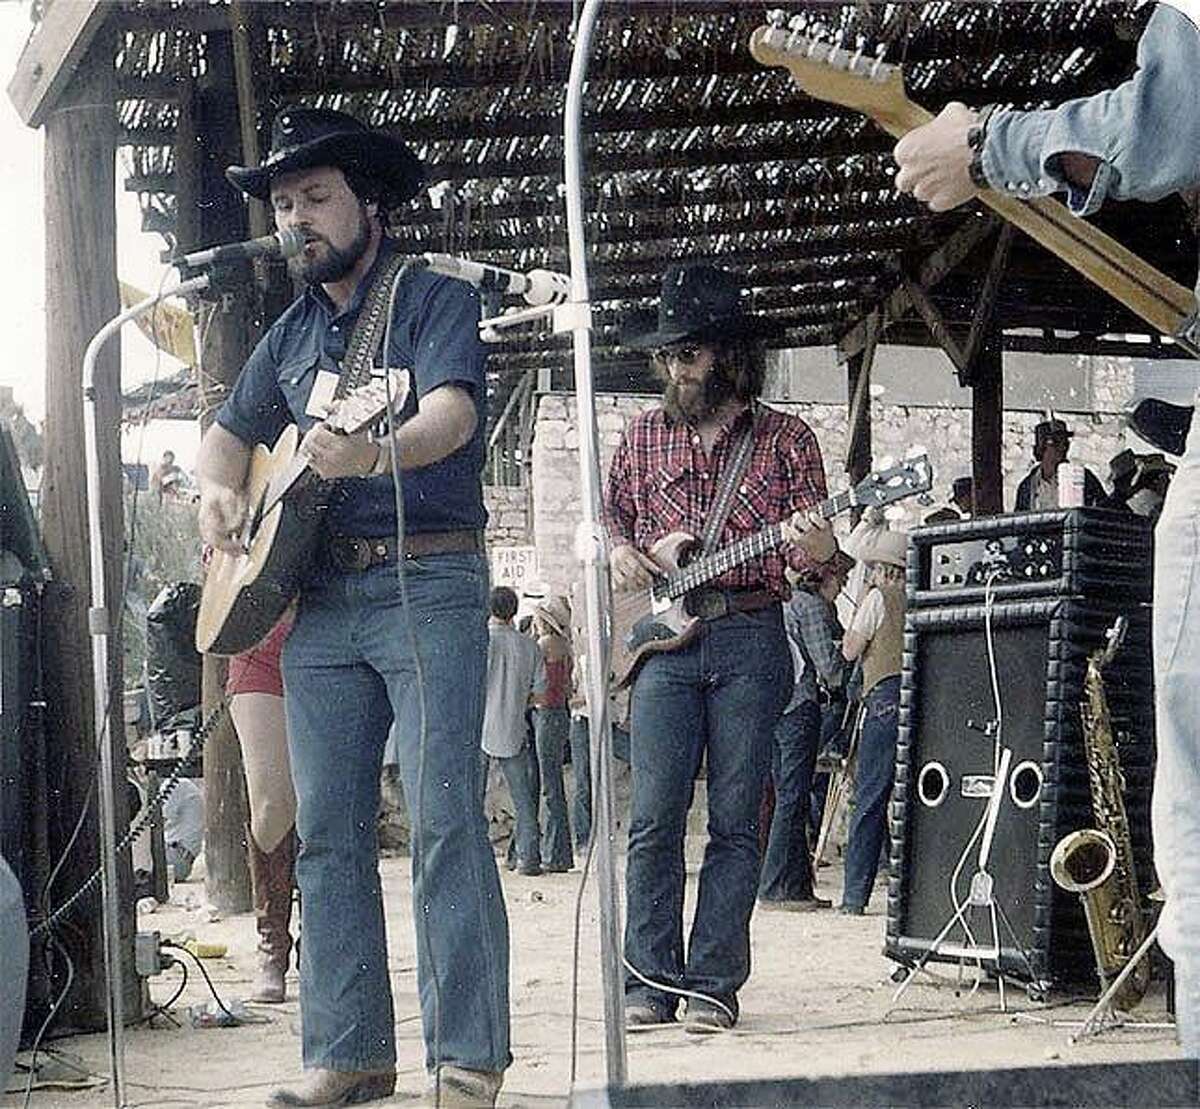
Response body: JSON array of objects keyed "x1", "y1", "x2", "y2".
[
  {"x1": 560, "y1": 0, "x2": 628, "y2": 1088},
  {"x1": 82, "y1": 272, "x2": 211, "y2": 1109}
]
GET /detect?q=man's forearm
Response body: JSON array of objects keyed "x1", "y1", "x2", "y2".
[
  {"x1": 197, "y1": 422, "x2": 252, "y2": 493},
  {"x1": 370, "y1": 384, "x2": 477, "y2": 473}
]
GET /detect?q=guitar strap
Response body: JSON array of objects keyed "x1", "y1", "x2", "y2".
[
  {"x1": 334, "y1": 250, "x2": 413, "y2": 399},
  {"x1": 698, "y1": 405, "x2": 758, "y2": 555}
]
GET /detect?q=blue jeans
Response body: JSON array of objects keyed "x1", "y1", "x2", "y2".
[
  {"x1": 759, "y1": 699, "x2": 821, "y2": 901},
  {"x1": 842, "y1": 676, "x2": 900, "y2": 910},
  {"x1": 493, "y1": 743, "x2": 541, "y2": 869},
  {"x1": 283, "y1": 553, "x2": 510, "y2": 1074},
  {"x1": 568, "y1": 714, "x2": 630, "y2": 849},
  {"x1": 1154, "y1": 398, "x2": 1200, "y2": 1056},
  {"x1": 532, "y1": 707, "x2": 573, "y2": 869},
  {"x1": 624, "y1": 608, "x2": 790, "y2": 1020}
]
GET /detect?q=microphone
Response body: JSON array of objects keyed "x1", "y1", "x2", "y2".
[
  {"x1": 178, "y1": 226, "x2": 306, "y2": 269},
  {"x1": 422, "y1": 253, "x2": 570, "y2": 306}
]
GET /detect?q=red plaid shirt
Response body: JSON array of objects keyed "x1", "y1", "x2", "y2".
[{"x1": 604, "y1": 402, "x2": 828, "y2": 597}]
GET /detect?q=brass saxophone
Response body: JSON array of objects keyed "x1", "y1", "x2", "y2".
[{"x1": 1049, "y1": 616, "x2": 1148, "y2": 1011}]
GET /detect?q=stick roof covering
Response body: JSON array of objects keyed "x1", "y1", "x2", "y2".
[{"x1": 47, "y1": 1, "x2": 1200, "y2": 397}]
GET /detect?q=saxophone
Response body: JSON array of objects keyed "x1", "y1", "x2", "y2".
[{"x1": 1049, "y1": 616, "x2": 1148, "y2": 1011}]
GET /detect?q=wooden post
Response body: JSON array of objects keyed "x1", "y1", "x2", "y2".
[
  {"x1": 39, "y1": 27, "x2": 140, "y2": 1026},
  {"x1": 845, "y1": 310, "x2": 878, "y2": 524},
  {"x1": 177, "y1": 33, "x2": 259, "y2": 914},
  {"x1": 971, "y1": 333, "x2": 1005, "y2": 516}
]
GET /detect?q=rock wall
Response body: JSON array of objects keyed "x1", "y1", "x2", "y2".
[
  {"x1": 484, "y1": 484, "x2": 531, "y2": 548},
  {"x1": 529, "y1": 392, "x2": 1131, "y2": 597}
]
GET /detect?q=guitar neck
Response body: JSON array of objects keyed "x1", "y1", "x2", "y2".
[
  {"x1": 659, "y1": 489, "x2": 855, "y2": 600},
  {"x1": 864, "y1": 99, "x2": 1195, "y2": 346}
]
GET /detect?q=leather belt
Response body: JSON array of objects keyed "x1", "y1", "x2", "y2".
[
  {"x1": 326, "y1": 530, "x2": 484, "y2": 571},
  {"x1": 687, "y1": 587, "x2": 778, "y2": 622}
]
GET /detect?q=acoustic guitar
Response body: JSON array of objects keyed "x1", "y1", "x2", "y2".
[
  {"x1": 749, "y1": 16, "x2": 1197, "y2": 351},
  {"x1": 195, "y1": 370, "x2": 410, "y2": 657},
  {"x1": 610, "y1": 454, "x2": 932, "y2": 689}
]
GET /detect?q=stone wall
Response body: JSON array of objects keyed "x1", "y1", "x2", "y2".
[
  {"x1": 529, "y1": 391, "x2": 1132, "y2": 597},
  {"x1": 484, "y1": 484, "x2": 531, "y2": 548}
]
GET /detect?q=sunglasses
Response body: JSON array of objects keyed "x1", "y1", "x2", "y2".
[{"x1": 651, "y1": 343, "x2": 704, "y2": 366}]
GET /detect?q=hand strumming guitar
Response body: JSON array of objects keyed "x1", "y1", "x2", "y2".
[
  {"x1": 610, "y1": 544, "x2": 662, "y2": 593},
  {"x1": 198, "y1": 484, "x2": 249, "y2": 555}
]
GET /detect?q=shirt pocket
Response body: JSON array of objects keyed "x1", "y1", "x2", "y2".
[
  {"x1": 275, "y1": 345, "x2": 323, "y2": 430},
  {"x1": 642, "y1": 465, "x2": 692, "y2": 536},
  {"x1": 726, "y1": 471, "x2": 780, "y2": 534}
]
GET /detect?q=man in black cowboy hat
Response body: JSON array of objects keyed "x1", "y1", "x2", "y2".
[
  {"x1": 605, "y1": 263, "x2": 837, "y2": 1033},
  {"x1": 1013, "y1": 417, "x2": 1104, "y2": 511},
  {"x1": 197, "y1": 106, "x2": 509, "y2": 1108}
]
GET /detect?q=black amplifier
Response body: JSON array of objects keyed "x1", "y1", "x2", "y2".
[{"x1": 908, "y1": 509, "x2": 1153, "y2": 607}]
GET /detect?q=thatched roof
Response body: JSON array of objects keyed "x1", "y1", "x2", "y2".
[{"x1": 27, "y1": 1, "x2": 1200, "y2": 407}]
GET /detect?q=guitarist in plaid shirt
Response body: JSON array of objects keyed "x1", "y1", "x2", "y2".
[{"x1": 605, "y1": 263, "x2": 840, "y2": 1033}]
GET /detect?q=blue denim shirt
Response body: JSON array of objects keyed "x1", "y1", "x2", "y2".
[
  {"x1": 217, "y1": 237, "x2": 489, "y2": 538},
  {"x1": 982, "y1": 5, "x2": 1200, "y2": 217}
]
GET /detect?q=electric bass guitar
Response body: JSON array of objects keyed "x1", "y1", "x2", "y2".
[
  {"x1": 610, "y1": 454, "x2": 932, "y2": 689},
  {"x1": 749, "y1": 16, "x2": 1197, "y2": 351},
  {"x1": 195, "y1": 370, "x2": 410, "y2": 657}
]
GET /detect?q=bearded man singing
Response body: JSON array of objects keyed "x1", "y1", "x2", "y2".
[{"x1": 605, "y1": 264, "x2": 835, "y2": 1034}]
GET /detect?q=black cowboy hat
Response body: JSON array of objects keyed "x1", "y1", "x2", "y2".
[
  {"x1": 226, "y1": 106, "x2": 424, "y2": 205},
  {"x1": 625, "y1": 264, "x2": 780, "y2": 350}
]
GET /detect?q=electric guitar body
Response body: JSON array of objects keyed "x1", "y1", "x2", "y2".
[{"x1": 610, "y1": 455, "x2": 932, "y2": 689}]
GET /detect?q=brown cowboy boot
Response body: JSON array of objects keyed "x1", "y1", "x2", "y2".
[{"x1": 246, "y1": 825, "x2": 297, "y2": 1003}]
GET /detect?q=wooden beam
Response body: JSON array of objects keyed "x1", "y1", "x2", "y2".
[
  {"x1": 903, "y1": 277, "x2": 968, "y2": 374},
  {"x1": 971, "y1": 335, "x2": 1004, "y2": 516},
  {"x1": 7, "y1": 0, "x2": 109, "y2": 128},
  {"x1": 837, "y1": 215, "x2": 999, "y2": 361},
  {"x1": 845, "y1": 310, "x2": 880, "y2": 526},
  {"x1": 960, "y1": 225, "x2": 1015, "y2": 381}
]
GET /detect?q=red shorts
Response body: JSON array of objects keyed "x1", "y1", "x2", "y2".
[{"x1": 225, "y1": 618, "x2": 292, "y2": 698}]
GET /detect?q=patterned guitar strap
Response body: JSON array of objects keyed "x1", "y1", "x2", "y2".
[
  {"x1": 334, "y1": 251, "x2": 414, "y2": 399},
  {"x1": 698, "y1": 404, "x2": 758, "y2": 556}
]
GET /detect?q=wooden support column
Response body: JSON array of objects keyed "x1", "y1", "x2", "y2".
[
  {"x1": 39, "y1": 27, "x2": 140, "y2": 1026},
  {"x1": 845, "y1": 310, "x2": 879, "y2": 524},
  {"x1": 971, "y1": 333, "x2": 1005, "y2": 516},
  {"x1": 178, "y1": 32, "x2": 256, "y2": 915}
]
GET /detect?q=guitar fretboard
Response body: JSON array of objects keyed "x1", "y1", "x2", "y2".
[{"x1": 654, "y1": 489, "x2": 855, "y2": 601}]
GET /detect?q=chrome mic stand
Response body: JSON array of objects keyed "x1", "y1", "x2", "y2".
[
  {"x1": 82, "y1": 272, "x2": 211, "y2": 1109},
  {"x1": 560, "y1": 0, "x2": 628, "y2": 1088}
]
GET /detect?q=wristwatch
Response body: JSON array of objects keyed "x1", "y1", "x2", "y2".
[{"x1": 966, "y1": 105, "x2": 997, "y2": 190}]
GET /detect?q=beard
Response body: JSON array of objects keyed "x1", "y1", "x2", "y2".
[
  {"x1": 288, "y1": 204, "x2": 373, "y2": 285},
  {"x1": 663, "y1": 364, "x2": 737, "y2": 425}
]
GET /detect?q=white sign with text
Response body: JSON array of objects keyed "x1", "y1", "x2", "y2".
[{"x1": 491, "y1": 546, "x2": 540, "y2": 593}]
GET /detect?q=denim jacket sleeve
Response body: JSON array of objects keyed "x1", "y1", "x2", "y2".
[{"x1": 981, "y1": 6, "x2": 1200, "y2": 216}]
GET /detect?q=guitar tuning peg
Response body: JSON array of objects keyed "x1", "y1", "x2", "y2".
[
  {"x1": 869, "y1": 42, "x2": 888, "y2": 80},
  {"x1": 766, "y1": 9, "x2": 788, "y2": 28},
  {"x1": 827, "y1": 33, "x2": 846, "y2": 68},
  {"x1": 849, "y1": 35, "x2": 865, "y2": 72}
]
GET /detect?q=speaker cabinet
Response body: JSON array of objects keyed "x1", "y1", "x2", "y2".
[{"x1": 887, "y1": 511, "x2": 1155, "y2": 989}]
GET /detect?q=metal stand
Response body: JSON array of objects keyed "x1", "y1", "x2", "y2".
[
  {"x1": 891, "y1": 748, "x2": 1030, "y2": 1013},
  {"x1": 1070, "y1": 920, "x2": 1164, "y2": 1042},
  {"x1": 82, "y1": 273, "x2": 211, "y2": 1108},
  {"x1": 560, "y1": 0, "x2": 628, "y2": 1089}
]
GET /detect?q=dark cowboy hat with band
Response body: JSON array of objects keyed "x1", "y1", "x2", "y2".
[
  {"x1": 226, "y1": 106, "x2": 425, "y2": 205},
  {"x1": 1033, "y1": 417, "x2": 1073, "y2": 458},
  {"x1": 626, "y1": 263, "x2": 781, "y2": 350}
]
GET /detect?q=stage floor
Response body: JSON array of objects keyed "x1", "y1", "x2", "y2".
[{"x1": 10, "y1": 847, "x2": 1185, "y2": 1107}]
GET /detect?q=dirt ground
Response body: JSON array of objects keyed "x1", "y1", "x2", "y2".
[{"x1": 6, "y1": 813, "x2": 1186, "y2": 1109}]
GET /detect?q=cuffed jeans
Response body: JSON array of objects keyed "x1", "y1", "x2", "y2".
[
  {"x1": 1153, "y1": 405, "x2": 1200, "y2": 1057},
  {"x1": 624, "y1": 607, "x2": 790, "y2": 1019},
  {"x1": 842, "y1": 676, "x2": 900, "y2": 911},
  {"x1": 283, "y1": 552, "x2": 510, "y2": 1075},
  {"x1": 568, "y1": 714, "x2": 630, "y2": 849},
  {"x1": 759, "y1": 699, "x2": 821, "y2": 902},
  {"x1": 532, "y1": 707, "x2": 573, "y2": 869}
]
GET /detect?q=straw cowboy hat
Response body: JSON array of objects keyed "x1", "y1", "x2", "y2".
[
  {"x1": 625, "y1": 264, "x2": 782, "y2": 350},
  {"x1": 226, "y1": 106, "x2": 424, "y2": 205},
  {"x1": 532, "y1": 595, "x2": 571, "y2": 639},
  {"x1": 853, "y1": 528, "x2": 908, "y2": 568}
]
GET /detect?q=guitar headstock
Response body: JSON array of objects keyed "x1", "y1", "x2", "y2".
[
  {"x1": 749, "y1": 13, "x2": 918, "y2": 138},
  {"x1": 852, "y1": 454, "x2": 933, "y2": 508},
  {"x1": 327, "y1": 369, "x2": 412, "y2": 435}
]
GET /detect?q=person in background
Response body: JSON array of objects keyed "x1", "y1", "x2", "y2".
[
  {"x1": 838, "y1": 526, "x2": 907, "y2": 916},
  {"x1": 226, "y1": 616, "x2": 298, "y2": 1004},
  {"x1": 923, "y1": 475, "x2": 974, "y2": 525},
  {"x1": 481, "y1": 586, "x2": 547, "y2": 876},
  {"x1": 529, "y1": 595, "x2": 574, "y2": 872},
  {"x1": 1013, "y1": 418, "x2": 1105, "y2": 511},
  {"x1": 758, "y1": 549, "x2": 854, "y2": 912},
  {"x1": 150, "y1": 449, "x2": 185, "y2": 503},
  {"x1": 566, "y1": 580, "x2": 630, "y2": 853}
]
